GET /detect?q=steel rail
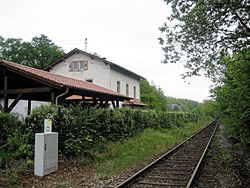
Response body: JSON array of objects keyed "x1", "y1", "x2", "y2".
[
  {"x1": 115, "y1": 121, "x2": 217, "y2": 188},
  {"x1": 186, "y1": 121, "x2": 218, "y2": 188}
]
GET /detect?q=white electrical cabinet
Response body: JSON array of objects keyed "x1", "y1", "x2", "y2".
[{"x1": 34, "y1": 132, "x2": 58, "y2": 176}]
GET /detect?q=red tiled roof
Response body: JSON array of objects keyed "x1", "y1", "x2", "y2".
[{"x1": 0, "y1": 60, "x2": 129, "y2": 99}]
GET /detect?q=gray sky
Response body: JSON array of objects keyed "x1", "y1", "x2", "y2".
[{"x1": 0, "y1": 0, "x2": 212, "y2": 102}]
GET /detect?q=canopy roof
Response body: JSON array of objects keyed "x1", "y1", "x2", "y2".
[{"x1": 0, "y1": 60, "x2": 130, "y2": 112}]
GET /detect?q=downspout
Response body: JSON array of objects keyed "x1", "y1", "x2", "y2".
[{"x1": 55, "y1": 88, "x2": 69, "y2": 105}]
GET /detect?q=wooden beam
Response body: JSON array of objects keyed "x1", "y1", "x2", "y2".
[
  {"x1": 93, "y1": 97, "x2": 97, "y2": 106},
  {"x1": 7, "y1": 93, "x2": 23, "y2": 113},
  {"x1": 4, "y1": 75, "x2": 8, "y2": 112},
  {"x1": 0, "y1": 68, "x2": 7, "y2": 75},
  {"x1": 75, "y1": 98, "x2": 97, "y2": 102},
  {"x1": 0, "y1": 103, "x2": 3, "y2": 112},
  {"x1": 0, "y1": 87, "x2": 51, "y2": 94},
  {"x1": 27, "y1": 100, "x2": 31, "y2": 115},
  {"x1": 4, "y1": 68, "x2": 61, "y2": 89}
]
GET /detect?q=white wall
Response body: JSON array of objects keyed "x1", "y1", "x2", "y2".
[
  {"x1": 50, "y1": 52, "x2": 111, "y2": 89},
  {"x1": 110, "y1": 69, "x2": 140, "y2": 99},
  {"x1": 50, "y1": 52, "x2": 141, "y2": 100},
  {"x1": 0, "y1": 99, "x2": 48, "y2": 117}
]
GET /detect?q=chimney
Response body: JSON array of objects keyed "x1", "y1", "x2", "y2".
[{"x1": 85, "y1": 38, "x2": 87, "y2": 52}]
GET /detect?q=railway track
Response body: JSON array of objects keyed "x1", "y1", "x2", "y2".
[{"x1": 114, "y1": 121, "x2": 218, "y2": 188}]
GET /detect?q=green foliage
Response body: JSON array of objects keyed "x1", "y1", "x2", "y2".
[
  {"x1": 159, "y1": 0, "x2": 250, "y2": 78},
  {"x1": 200, "y1": 100, "x2": 218, "y2": 119},
  {"x1": 215, "y1": 49, "x2": 250, "y2": 147},
  {"x1": 2, "y1": 169, "x2": 20, "y2": 187},
  {"x1": 140, "y1": 79, "x2": 204, "y2": 116},
  {"x1": 166, "y1": 97, "x2": 201, "y2": 113},
  {"x1": 0, "y1": 112, "x2": 24, "y2": 145},
  {"x1": 140, "y1": 79, "x2": 168, "y2": 110},
  {"x1": 219, "y1": 147, "x2": 232, "y2": 165},
  {"x1": 0, "y1": 104, "x2": 199, "y2": 172},
  {"x1": 0, "y1": 34, "x2": 64, "y2": 69},
  {"x1": 0, "y1": 113, "x2": 32, "y2": 170},
  {"x1": 27, "y1": 104, "x2": 198, "y2": 157},
  {"x1": 0, "y1": 159, "x2": 33, "y2": 187},
  {"x1": 243, "y1": 160, "x2": 250, "y2": 174},
  {"x1": 5, "y1": 130, "x2": 33, "y2": 159},
  {"x1": 0, "y1": 150, "x2": 7, "y2": 169},
  {"x1": 95, "y1": 120, "x2": 206, "y2": 177}
]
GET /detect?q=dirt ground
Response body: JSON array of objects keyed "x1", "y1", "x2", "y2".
[
  {"x1": 19, "y1": 159, "x2": 104, "y2": 188},
  {"x1": 4, "y1": 123, "x2": 249, "y2": 188}
]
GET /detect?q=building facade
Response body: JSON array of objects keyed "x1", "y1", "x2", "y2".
[
  {"x1": 47, "y1": 48, "x2": 143, "y2": 100},
  {"x1": 1, "y1": 49, "x2": 144, "y2": 116}
]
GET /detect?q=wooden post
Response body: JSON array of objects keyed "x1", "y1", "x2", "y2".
[
  {"x1": 99, "y1": 100, "x2": 104, "y2": 108},
  {"x1": 116, "y1": 100, "x2": 119, "y2": 108},
  {"x1": 104, "y1": 100, "x2": 109, "y2": 108},
  {"x1": 93, "y1": 97, "x2": 97, "y2": 106},
  {"x1": 51, "y1": 91, "x2": 55, "y2": 104},
  {"x1": 111, "y1": 100, "x2": 116, "y2": 108},
  {"x1": 4, "y1": 75, "x2": 8, "y2": 112},
  {"x1": 0, "y1": 103, "x2": 3, "y2": 112},
  {"x1": 27, "y1": 100, "x2": 31, "y2": 115}
]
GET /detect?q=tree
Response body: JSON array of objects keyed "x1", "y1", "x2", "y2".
[
  {"x1": 140, "y1": 79, "x2": 168, "y2": 111},
  {"x1": 159, "y1": 0, "x2": 250, "y2": 78},
  {"x1": 200, "y1": 99, "x2": 218, "y2": 118},
  {"x1": 0, "y1": 35, "x2": 64, "y2": 69},
  {"x1": 215, "y1": 49, "x2": 250, "y2": 147},
  {"x1": 166, "y1": 96, "x2": 201, "y2": 112}
]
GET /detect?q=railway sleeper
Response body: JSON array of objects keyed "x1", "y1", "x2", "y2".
[
  {"x1": 149, "y1": 171, "x2": 189, "y2": 176},
  {"x1": 141, "y1": 176, "x2": 188, "y2": 184},
  {"x1": 169, "y1": 155, "x2": 201, "y2": 160},
  {"x1": 165, "y1": 150, "x2": 203, "y2": 155},
  {"x1": 136, "y1": 180, "x2": 186, "y2": 187},
  {"x1": 154, "y1": 163, "x2": 195, "y2": 169},
  {"x1": 149, "y1": 167, "x2": 194, "y2": 174},
  {"x1": 172, "y1": 151, "x2": 205, "y2": 157},
  {"x1": 161, "y1": 160, "x2": 199, "y2": 165},
  {"x1": 145, "y1": 175, "x2": 188, "y2": 181}
]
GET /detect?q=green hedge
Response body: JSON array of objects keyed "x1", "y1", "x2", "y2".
[
  {"x1": 26, "y1": 105, "x2": 198, "y2": 157},
  {"x1": 0, "y1": 113, "x2": 32, "y2": 169},
  {"x1": 0, "y1": 105, "x2": 199, "y2": 165}
]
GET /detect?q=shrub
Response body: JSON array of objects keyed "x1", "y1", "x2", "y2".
[
  {"x1": 0, "y1": 113, "x2": 25, "y2": 145},
  {"x1": 26, "y1": 104, "x2": 198, "y2": 157},
  {"x1": 0, "y1": 113, "x2": 32, "y2": 169}
]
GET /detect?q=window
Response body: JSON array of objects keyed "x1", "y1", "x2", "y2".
[
  {"x1": 69, "y1": 61, "x2": 88, "y2": 71},
  {"x1": 126, "y1": 84, "x2": 129, "y2": 97},
  {"x1": 73, "y1": 61, "x2": 78, "y2": 71},
  {"x1": 117, "y1": 81, "x2": 120, "y2": 93},
  {"x1": 134, "y1": 86, "x2": 136, "y2": 99},
  {"x1": 79, "y1": 61, "x2": 85, "y2": 70}
]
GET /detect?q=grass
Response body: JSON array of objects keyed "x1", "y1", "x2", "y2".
[{"x1": 95, "y1": 120, "x2": 208, "y2": 178}]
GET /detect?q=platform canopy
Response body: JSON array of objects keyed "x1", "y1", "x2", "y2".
[{"x1": 0, "y1": 60, "x2": 130, "y2": 113}]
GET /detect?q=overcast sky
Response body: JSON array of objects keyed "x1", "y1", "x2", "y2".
[{"x1": 0, "y1": 0, "x2": 212, "y2": 102}]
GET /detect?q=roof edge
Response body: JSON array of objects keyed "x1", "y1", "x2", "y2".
[{"x1": 45, "y1": 48, "x2": 145, "y2": 79}]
